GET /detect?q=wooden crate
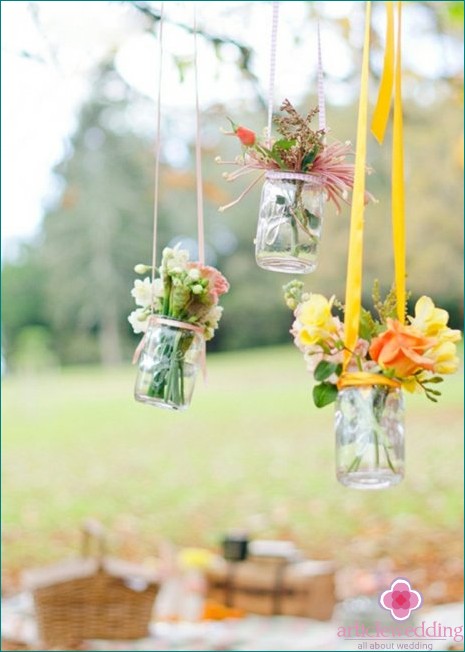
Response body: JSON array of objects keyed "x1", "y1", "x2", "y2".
[{"x1": 206, "y1": 558, "x2": 335, "y2": 620}]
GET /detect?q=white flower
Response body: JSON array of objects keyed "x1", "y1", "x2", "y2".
[
  {"x1": 188, "y1": 268, "x2": 201, "y2": 281},
  {"x1": 131, "y1": 278, "x2": 164, "y2": 307},
  {"x1": 162, "y1": 246, "x2": 189, "y2": 273},
  {"x1": 204, "y1": 306, "x2": 223, "y2": 329},
  {"x1": 204, "y1": 326, "x2": 214, "y2": 341},
  {"x1": 128, "y1": 309, "x2": 149, "y2": 334},
  {"x1": 152, "y1": 278, "x2": 164, "y2": 298},
  {"x1": 131, "y1": 278, "x2": 151, "y2": 307},
  {"x1": 192, "y1": 284, "x2": 204, "y2": 295}
]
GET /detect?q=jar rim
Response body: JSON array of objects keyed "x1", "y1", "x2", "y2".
[
  {"x1": 265, "y1": 169, "x2": 325, "y2": 187},
  {"x1": 149, "y1": 315, "x2": 204, "y2": 336}
]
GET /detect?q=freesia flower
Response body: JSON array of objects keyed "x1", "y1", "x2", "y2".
[
  {"x1": 128, "y1": 308, "x2": 149, "y2": 334},
  {"x1": 426, "y1": 341, "x2": 460, "y2": 375},
  {"x1": 131, "y1": 277, "x2": 163, "y2": 308},
  {"x1": 409, "y1": 296, "x2": 461, "y2": 341},
  {"x1": 369, "y1": 319, "x2": 437, "y2": 378},
  {"x1": 161, "y1": 245, "x2": 189, "y2": 273},
  {"x1": 295, "y1": 294, "x2": 338, "y2": 347}
]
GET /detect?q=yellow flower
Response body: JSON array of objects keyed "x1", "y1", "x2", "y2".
[
  {"x1": 401, "y1": 376, "x2": 422, "y2": 394},
  {"x1": 297, "y1": 294, "x2": 337, "y2": 347},
  {"x1": 427, "y1": 341, "x2": 460, "y2": 375},
  {"x1": 409, "y1": 296, "x2": 461, "y2": 341},
  {"x1": 408, "y1": 296, "x2": 461, "y2": 376},
  {"x1": 178, "y1": 547, "x2": 214, "y2": 570}
]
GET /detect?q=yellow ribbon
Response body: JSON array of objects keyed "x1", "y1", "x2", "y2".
[
  {"x1": 371, "y1": 1, "x2": 406, "y2": 323},
  {"x1": 371, "y1": 2, "x2": 394, "y2": 145},
  {"x1": 337, "y1": 372, "x2": 401, "y2": 391},
  {"x1": 343, "y1": 1, "x2": 406, "y2": 376},
  {"x1": 343, "y1": 0, "x2": 371, "y2": 370}
]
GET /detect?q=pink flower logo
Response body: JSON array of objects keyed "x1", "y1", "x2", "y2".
[{"x1": 379, "y1": 578, "x2": 422, "y2": 621}]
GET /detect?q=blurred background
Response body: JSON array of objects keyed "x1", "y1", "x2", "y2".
[{"x1": 2, "y1": 0, "x2": 463, "y2": 612}]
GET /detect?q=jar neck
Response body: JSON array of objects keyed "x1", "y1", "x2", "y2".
[{"x1": 266, "y1": 169, "x2": 324, "y2": 188}]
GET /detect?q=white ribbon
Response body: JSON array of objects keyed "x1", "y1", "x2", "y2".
[
  {"x1": 267, "y1": 1, "x2": 280, "y2": 145},
  {"x1": 150, "y1": 2, "x2": 164, "y2": 309},
  {"x1": 193, "y1": 3, "x2": 205, "y2": 265}
]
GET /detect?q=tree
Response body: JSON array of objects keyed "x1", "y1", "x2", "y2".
[{"x1": 38, "y1": 62, "x2": 156, "y2": 365}]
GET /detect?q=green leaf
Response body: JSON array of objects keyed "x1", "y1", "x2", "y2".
[
  {"x1": 425, "y1": 388, "x2": 442, "y2": 396},
  {"x1": 313, "y1": 382, "x2": 339, "y2": 408},
  {"x1": 304, "y1": 209, "x2": 320, "y2": 230},
  {"x1": 301, "y1": 148, "x2": 318, "y2": 171},
  {"x1": 314, "y1": 360, "x2": 342, "y2": 382},
  {"x1": 272, "y1": 139, "x2": 296, "y2": 151},
  {"x1": 359, "y1": 307, "x2": 378, "y2": 341},
  {"x1": 256, "y1": 144, "x2": 285, "y2": 169},
  {"x1": 275, "y1": 195, "x2": 286, "y2": 205},
  {"x1": 227, "y1": 117, "x2": 238, "y2": 132}
]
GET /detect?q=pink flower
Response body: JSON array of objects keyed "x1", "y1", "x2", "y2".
[
  {"x1": 379, "y1": 578, "x2": 422, "y2": 621},
  {"x1": 188, "y1": 263, "x2": 230, "y2": 302},
  {"x1": 291, "y1": 315, "x2": 374, "y2": 377}
]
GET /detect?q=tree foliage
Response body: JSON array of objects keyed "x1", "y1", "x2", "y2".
[{"x1": 2, "y1": 3, "x2": 463, "y2": 369}]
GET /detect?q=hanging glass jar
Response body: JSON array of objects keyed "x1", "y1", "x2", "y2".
[
  {"x1": 255, "y1": 171, "x2": 325, "y2": 274},
  {"x1": 335, "y1": 385, "x2": 404, "y2": 489},
  {"x1": 134, "y1": 318, "x2": 204, "y2": 411}
]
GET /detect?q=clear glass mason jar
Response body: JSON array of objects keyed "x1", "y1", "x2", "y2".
[
  {"x1": 134, "y1": 319, "x2": 203, "y2": 411},
  {"x1": 255, "y1": 171, "x2": 325, "y2": 274},
  {"x1": 335, "y1": 385, "x2": 404, "y2": 489}
]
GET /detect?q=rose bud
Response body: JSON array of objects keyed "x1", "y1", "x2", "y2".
[{"x1": 235, "y1": 126, "x2": 256, "y2": 147}]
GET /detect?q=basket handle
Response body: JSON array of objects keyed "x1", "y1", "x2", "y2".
[{"x1": 81, "y1": 519, "x2": 106, "y2": 568}]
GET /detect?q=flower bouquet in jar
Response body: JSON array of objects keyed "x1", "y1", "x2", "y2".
[
  {"x1": 129, "y1": 246, "x2": 229, "y2": 411},
  {"x1": 217, "y1": 100, "x2": 371, "y2": 274},
  {"x1": 284, "y1": 280, "x2": 461, "y2": 488}
]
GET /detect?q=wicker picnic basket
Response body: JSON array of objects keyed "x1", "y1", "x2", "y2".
[{"x1": 22, "y1": 521, "x2": 159, "y2": 648}]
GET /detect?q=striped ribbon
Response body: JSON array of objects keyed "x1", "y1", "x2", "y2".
[
  {"x1": 266, "y1": 2, "x2": 327, "y2": 144},
  {"x1": 317, "y1": 18, "x2": 326, "y2": 132},
  {"x1": 267, "y1": 1, "x2": 280, "y2": 145}
]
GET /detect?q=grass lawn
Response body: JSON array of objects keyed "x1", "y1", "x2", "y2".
[{"x1": 2, "y1": 346, "x2": 463, "y2": 579}]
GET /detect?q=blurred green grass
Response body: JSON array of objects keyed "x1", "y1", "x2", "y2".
[{"x1": 2, "y1": 346, "x2": 463, "y2": 571}]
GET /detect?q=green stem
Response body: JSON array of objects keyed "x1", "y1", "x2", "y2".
[
  {"x1": 383, "y1": 442, "x2": 396, "y2": 473},
  {"x1": 374, "y1": 428, "x2": 380, "y2": 467},
  {"x1": 347, "y1": 455, "x2": 363, "y2": 473}
]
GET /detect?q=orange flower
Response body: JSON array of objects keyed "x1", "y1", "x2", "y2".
[{"x1": 369, "y1": 319, "x2": 437, "y2": 378}]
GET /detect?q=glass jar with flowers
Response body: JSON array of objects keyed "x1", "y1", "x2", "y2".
[
  {"x1": 283, "y1": 280, "x2": 461, "y2": 489},
  {"x1": 129, "y1": 246, "x2": 229, "y2": 411},
  {"x1": 217, "y1": 100, "x2": 369, "y2": 274}
]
